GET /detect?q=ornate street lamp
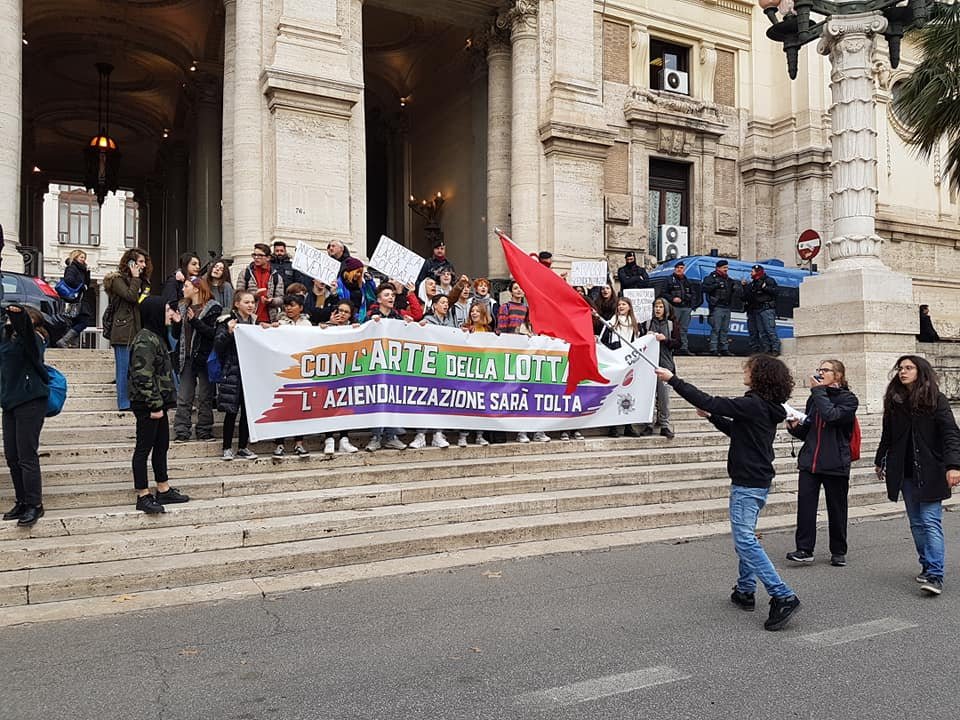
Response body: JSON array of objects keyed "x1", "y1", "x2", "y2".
[
  {"x1": 408, "y1": 191, "x2": 445, "y2": 246},
  {"x1": 83, "y1": 62, "x2": 121, "y2": 207},
  {"x1": 760, "y1": 0, "x2": 933, "y2": 79}
]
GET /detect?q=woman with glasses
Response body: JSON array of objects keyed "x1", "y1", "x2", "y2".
[
  {"x1": 876, "y1": 355, "x2": 960, "y2": 595},
  {"x1": 785, "y1": 359, "x2": 859, "y2": 567}
]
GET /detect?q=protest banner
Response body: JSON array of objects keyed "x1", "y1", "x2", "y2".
[
  {"x1": 235, "y1": 321, "x2": 659, "y2": 441},
  {"x1": 624, "y1": 288, "x2": 655, "y2": 325},
  {"x1": 569, "y1": 260, "x2": 608, "y2": 287},
  {"x1": 368, "y1": 235, "x2": 425, "y2": 287},
  {"x1": 292, "y1": 241, "x2": 340, "y2": 286}
]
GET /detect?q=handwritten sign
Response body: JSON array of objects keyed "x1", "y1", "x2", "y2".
[
  {"x1": 292, "y1": 241, "x2": 340, "y2": 286},
  {"x1": 369, "y1": 235, "x2": 425, "y2": 286},
  {"x1": 569, "y1": 261, "x2": 608, "y2": 288},
  {"x1": 624, "y1": 288, "x2": 655, "y2": 326}
]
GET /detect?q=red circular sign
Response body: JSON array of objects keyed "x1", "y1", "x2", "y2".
[{"x1": 797, "y1": 229, "x2": 821, "y2": 261}]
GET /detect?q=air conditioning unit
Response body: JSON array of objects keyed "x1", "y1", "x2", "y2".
[
  {"x1": 659, "y1": 68, "x2": 689, "y2": 95},
  {"x1": 658, "y1": 225, "x2": 689, "y2": 262}
]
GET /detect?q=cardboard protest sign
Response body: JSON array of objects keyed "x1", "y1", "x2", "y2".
[
  {"x1": 624, "y1": 288, "x2": 655, "y2": 325},
  {"x1": 368, "y1": 235, "x2": 425, "y2": 287},
  {"x1": 291, "y1": 241, "x2": 341, "y2": 286},
  {"x1": 569, "y1": 261, "x2": 608, "y2": 288}
]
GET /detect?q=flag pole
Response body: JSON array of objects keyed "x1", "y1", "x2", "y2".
[{"x1": 591, "y1": 310, "x2": 659, "y2": 370}]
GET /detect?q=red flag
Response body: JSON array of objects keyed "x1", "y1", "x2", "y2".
[{"x1": 497, "y1": 231, "x2": 608, "y2": 394}]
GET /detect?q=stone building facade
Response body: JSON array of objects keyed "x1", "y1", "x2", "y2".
[{"x1": 1, "y1": 0, "x2": 957, "y2": 333}]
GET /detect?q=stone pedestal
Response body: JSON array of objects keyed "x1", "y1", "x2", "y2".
[
  {"x1": 793, "y1": 11, "x2": 917, "y2": 413},
  {"x1": 0, "y1": 0, "x2": 23, "y2": 271}
]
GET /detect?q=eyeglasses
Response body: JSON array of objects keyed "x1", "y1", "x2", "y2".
[
  {"x1": 251, "y1": 253, "x2": 267, "y2": 258},
  {"x1": 815, "y1": 368, "x2": 834, "y2": 374}
]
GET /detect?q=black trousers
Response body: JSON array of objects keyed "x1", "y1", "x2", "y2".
[
  {"x1": 132, "y1": 408, "x2": 170, "y2": 491},
  {"x1": 222, "y1": 394, "x2": 249, "y2": 451},
  {"x1": 2, "y1": 397, "x2": 47, "y2": 506},
  {"x1": 795, "y1": 469, "x2": 849, "y2": 555}
]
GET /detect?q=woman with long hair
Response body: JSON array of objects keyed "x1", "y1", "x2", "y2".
[
  {"x1": 602, "y1": 298, "x2": 641, "y2": 439},
  {"x1": 786, "y1": 359, "x2": 859, "y2": 567},
  {"x1": 204, "y1": 258, "x2": 234, "y2": 312},
  {"x1": 104, "y1": 247, "x2": 152, "y2": 410},
  {"x1": 56, "y1": 249, "x2": 95, "y2": 348},
  {"x1": 639, "y1": 297, "x2": 682, "y2": 439},
  {"x1": 173, "y1": 276, "x2": 222, "y2": 442},
  {"x1": 656, "y1": 355, "x2": 801, "y2": 631},
  {"x1": 458, "y1": 302, "x2": 494, "y2": 447},
  {"x1": 161, "y1": 252, "x2": 201, "y2": 306},
  {"x1": 214, "y1": 290, "x2": 259, "y2": 460},
  {"x1": 876, "y1": 355, "x2": 960, "y2": 595}
]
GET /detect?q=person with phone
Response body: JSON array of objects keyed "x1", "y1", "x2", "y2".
[
  {"x1": 785, "y1": 359, "x2": 859, "y2": 567},
  {"x1": 104, "y1": 248, "x2": 152, "y2": 410}
]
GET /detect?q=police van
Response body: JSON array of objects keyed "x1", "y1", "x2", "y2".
[{"x1": 646, "y1": 256, "x2": 816, "y2": 355}]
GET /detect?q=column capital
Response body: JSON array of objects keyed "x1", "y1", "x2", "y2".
[
  {"x1": 817, "y1": 10, "x2": 888, "y2": 57},
  {"x1": 222, "y1": 0, "x2": 236, "y2": 8},
  {"x1": 497, "y1": 0, "x2": 538, "y2": 39}
]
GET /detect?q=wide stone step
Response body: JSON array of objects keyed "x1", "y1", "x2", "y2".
[{"x1": 0, "y1": 484, "x2": 893, "y2": 606}]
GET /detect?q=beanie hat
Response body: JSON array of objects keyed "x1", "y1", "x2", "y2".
[{"x1": 343, "y1": 257, "x2": 364, "y2": 272}]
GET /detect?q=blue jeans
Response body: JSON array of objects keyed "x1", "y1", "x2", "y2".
[
  {"x1": 708, "y1": 307, "x2": 731, "y2": 353},
  {"x1": 901, "y1": 480, "x2": 945, "y2": 579},
  {"x1": 674, "y1": 306, "x2": 692, "y2": 351},
  {"x1": 113, "y1": 344, "x2": 131, "y2": 410},
  {"x1": 749, "y1": 308, "x2": 780, "y2": 353},
  {"x1": 729, "y1": 485, "x2": 794, "y2": 598}
]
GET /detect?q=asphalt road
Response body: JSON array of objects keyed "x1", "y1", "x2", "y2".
[{"x1": 2, "y1": 511, "x2": 959, "y2": 720}]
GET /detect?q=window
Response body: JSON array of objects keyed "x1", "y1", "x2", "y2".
[
  {"x1": 649, "y1": 38, "x2": 690, "y2": 92},
  {"x1": 124, "y1": 199, "x2": 140, "y2": 248},
  {"x1": 57, "y1": 187, "x2": 101, "y2": 246},
  {"x1": 648, "y1": 159, "x2": 690, "y2": 255}
]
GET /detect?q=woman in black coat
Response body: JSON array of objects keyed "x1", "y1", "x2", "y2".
[
  {"x1": 56, "y1": 249, "x2": 96, "y2": 348},
  {"x1": 875, "y1": 355, "x2": 960, "y2": 596},
  {"x1": 214, "y1": 289, "x2": 257, "y2": 460},
  {"x1": 786, "y1": 359, "x2": 859, "y2": 567}
]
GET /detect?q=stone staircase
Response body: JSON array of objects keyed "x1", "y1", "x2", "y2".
[{"x1": 0, "y1": 349, "x2": 900, "y2": 622}]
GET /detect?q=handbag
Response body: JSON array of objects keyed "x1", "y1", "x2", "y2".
[{"x1": 54, "y1": 278, "x2": 84, "y2": 303}]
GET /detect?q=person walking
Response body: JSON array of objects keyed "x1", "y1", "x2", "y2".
[
  {"x1": 56, "y1": 249, "x2": 95, "y2": 348},
  {"x1": 701, "y1": 259, "x2": 738, "y2": 356},
  {"x1": 655, "y1": 355, "x2": 801, "y2": 631},
  {"x1": 664, "y1": 261, "x2": 695, "y2": 355},
  {"x1": 104, "y1": 248, "x2": 152, "y2": 410},
  {"x1": 875, "y1": 355, "x2": 960, "y2": 596},
  {"x1": 128, "y1": 297, "x2": 191, "y2": 513},
  {"x1": 215, "y1": 290, "x2": 259, "y2": 460},
  {"x1": 785, "y1": 359, "x2": 859, "y2": 567},
  {"x1": 173, "y1": 276, "x2": 221, "y2": 442},
  {"x1": 741, "y1": 264, "x2": 781, "y2": 355},
  {"x1": 1, "y1": 305, "x2": 50, "y2": 527}
]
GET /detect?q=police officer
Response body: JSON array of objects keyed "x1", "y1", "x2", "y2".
[
  {"x1": 664, "y1": 261, "x2": 695, "y2": 355},
  {"x1": 742, "y1": 264, "x2": 780, "y2": 355},
  {"x1": 701, "y1": 259, "x2": 738, "y2": 356}
]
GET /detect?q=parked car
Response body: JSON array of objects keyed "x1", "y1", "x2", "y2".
[{"x1": 1, "y1": 270, "x2": 68, "y2": 343}]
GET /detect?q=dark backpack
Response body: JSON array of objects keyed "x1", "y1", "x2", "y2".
[{"x1": 101, "y1": 294, "x2": 119, "y2": 341}]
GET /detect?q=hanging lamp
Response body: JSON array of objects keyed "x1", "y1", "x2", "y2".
[{"x1": 83, "y1": 62, "x2": 121, "y2": 206}]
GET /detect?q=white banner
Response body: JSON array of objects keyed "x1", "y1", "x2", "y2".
[
  {"x1": 368, "y1": 235, "x2": 425, "y2": 287},
  {"x1": 235, "y1": 322, "x2": 659, "y2": 441},
  {"x1": 570, "y1": 260, "x2": 609, "y2": 288},
  {"x1": 624, "y1": 288, "x2": 656, "y2": 326},
  {"x1": 291, "y1": 241, "x2": 341, "y2": 286}
]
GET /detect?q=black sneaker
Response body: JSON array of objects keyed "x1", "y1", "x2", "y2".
[
  {"x1": 786, "y1": 550, "x2": 815, "y2": 564},
  {"x1": 764, "y1": 595, "x2": 800, "y2": 631},
  {"x1": 921, "y1": 577, "x2": 944, "y2": 596},
  {"x1": 916, "y1": 572, "x2": 930, "y2": 584},
  {"x1": 2, "y1": 502, "x2": 27, "y2": 521},
  {"x1": 660, "y1": 427, "x2": 675, "y2": 439},
  {"x1": 638, "y1": 425, "x2": 654, "y2": 437},
  {"x1": 730, "y1": 587, "x2": 755, "y2": 611},
  {"x1": 135, "y1": 494, "x2": 165, "y2": 514},
  {"x1": 156, "y1": 487, "x2": 190, "y2": 504},
  {"x1": 830, "y1": 554, "x2": 847, "y2": 567},
  {"x1": 623, "y1": 425, "x2": 640, "y2": 437}
]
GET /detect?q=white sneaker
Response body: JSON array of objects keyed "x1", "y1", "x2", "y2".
[
  {"x1": 533, "y1": 432, "x2": 550, "y2": 443},
  {"x1": 457, "y1": 432, "x2": 468, "y2": 448},
  {"x1": 431, "y1": 431, "x2": 450, "y2": 449},
  {"x1": 384, "y1": 437, "x2": 407, "y2": 450},
  {"x1": 409, "y1": 433, "x2": 427, "y2": 449},
  {"x1": 339, "y1": 437, "x2": 359, "y2": 454},
  {"x1": 222, "y1": 448, "x2": 234, "y2": 461},
  {"x1": 517, "y1": 432, "x2": 530, "y2": 443},
  {"x1": 572, "y1": 431, "x2": 585, "y2": 440},
  {"x1": 323, "y1": 437, "x2": 336, "y2": 455},
  {"x1": 366, "y1": 437, "x2": 382, "y2": 452},
  {"x1": 476, "y1": 433, "x2": 489, "y2": 446},
  {"x1": 560, "y1": 432, "x2": 570, "y2": 441},
  {"x1": 273, "y1": 444, "x2": 285, "y2": 457}
]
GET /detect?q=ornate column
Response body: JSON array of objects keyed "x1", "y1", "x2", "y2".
[
  {"x1": 499, "y1": 0, "x2": 540, "y2": 253},
  {"x1": 191, "y1": 73, "x2": 223, "y2": 257},
  {"x1": 792, "y1": 11, "x2": 917, "y2": 412},
  {"x1": 699, "y1": 43, "x2": 717, "y2": 103},
  {"x1": 0, "y1": 0, "x2": 23, "y2": 271},
  {"x1": 485, "y1": 23, "x2": 512, "y2": 278},
  {"x1": 629, "y1": 24, "x2": 649, "y2": 89},
  {"x1": 221, "y1": 0, "x2": 236, "y2": 259}
]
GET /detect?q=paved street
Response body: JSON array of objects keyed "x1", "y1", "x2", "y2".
[{"x1": 3, "y1": 512, "x2": 959, "y2": 720}]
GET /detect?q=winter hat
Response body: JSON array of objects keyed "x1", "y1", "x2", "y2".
[{"x1": 342, "y1": 257, "x2": 364, "y2": 272}]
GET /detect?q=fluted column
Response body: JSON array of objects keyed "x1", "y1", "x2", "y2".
[
  {"x1": 231, "y1": 0, "x2": 263, "y2": 259},
  {"x1": 486, "y1": 26, "x2": 512, "y2": 278},
  {"x1": 817, "y1": 11, "x2": 888, "y2": 271},
  {"x1": 0, "y1": 0, "x2": 23, "y2": 270},
  {"x1": 221, "y1": 0, "x2": 236, "y2": 258},
  {"x1": 499, "y1": 0, "x2": 540, "y2": 253}
]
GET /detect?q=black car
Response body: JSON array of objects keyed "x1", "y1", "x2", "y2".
[{"x1": 1, "y1": 271, "x2": 69, "y2": 342}]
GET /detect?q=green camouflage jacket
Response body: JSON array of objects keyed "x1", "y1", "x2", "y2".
[{"x1": 127, "y1": 328, "x2": 176, "y2": 411}]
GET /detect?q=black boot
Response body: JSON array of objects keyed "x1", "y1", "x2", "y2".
[
  {"x1": 3, "y1": 502, "x2": 27, "y2": 521},
  {"x1": 17, "y1": 505, "x2": 44, "y2": 527}
]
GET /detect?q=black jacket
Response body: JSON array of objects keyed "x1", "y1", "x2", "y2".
[
  {"x1": 213, "y1": 312, "x2": 254, "y2": 415},
  {"x1": 271, "y1": 253, "x2": 306, "y2": 289},
  {"x1": 640, "y1": 317, "x2": 681, "y2": 372},
  {"x1": 668, "y1": 376, "x2": 787, "y2": 488},
  {"x1": 0, "y1": 306, "x2": 49, "y2": 411},
  {"x1": 160, "y1": 272, "x2": 184, "y2": 307},
  {"x1": 702, "y1": 271, "x2": 739, "y2": 310},
  {"x1": 875, "y1": 392, "x2": 960, "y2": 503},
  {"x1": 417, "y1": 256, "x2": 456, "y2": 286},
  {"x1": 617, "y1": 262, "x2": 648, "y2": 290},
  {"x1": 177, "y1": 300, "x2": 222, "y2": 374},
  {"x1": 787, "y1": 386, "x2": 859, "y2": 476},
  {"x1": 63, "y1": 260, "x2": 96, "y2": 316},
  {"x1": 742, "y1": 274, "x2": 778, "y2": 313},
  {"x1": 918, "y1": 312, "x2": 940, "y2": 343},
  {"x1": 664, "y1": 273, "x2": 696, "y2": 309}
]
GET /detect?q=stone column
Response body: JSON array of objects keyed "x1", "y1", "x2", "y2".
[
  {"x1": 231, "y1": 0, "x2": 263, "y2": 260},
  {"x1": 221, "y1": 0, "x2": 236, "y2": 259},
  {"x1": 699, "y1": 43, "x2": 717, "y2": 103},
  {"x1": 191, "y1": 73, "x2": 223, "y2": 257},
  {"x1": 486, "y1": 26, "x2": 512, "y2": 278},
  {"x1": 0, "y1": 0, "x2": 23, "y2": 271},
  {"x1": 499, "y1": 0, "x2": 540, "y2": 253},
  {"x1": 792, "y1": 11, "x2": 917, "y2": 412}
]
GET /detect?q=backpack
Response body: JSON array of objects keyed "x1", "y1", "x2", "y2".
[
  {"x1": 206, "y1": 349, "x2": 224, "y2": 384},
  {"x1": 45, "y1": 365, "x2": 68, "y2": 417},
  {"x1": 850, "y1": 416, "x2": 862, "y2": 462},
  {"x1": 101, "y1": 294, "x2": 118, "y2": 341}
]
